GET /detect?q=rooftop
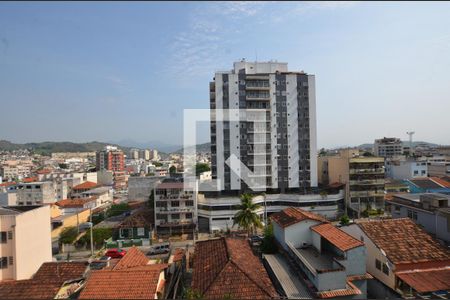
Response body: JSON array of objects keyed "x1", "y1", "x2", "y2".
[
  {"x1": 311, "y1": 223, "x2": 364, "y2": 252},
  {"x1": 396, "y1": 267, "x2": 450, "y2": 293},
  {"x1": 112, "y1": 247, "x2": 149, "y2": 271},
  {"x1": 192, "y1": 237, "x2": 277, "y2": 299},
  {"x1": 270, "y1": 207, "x2": 328, "y2": 228},
  {"x1": 55, "y1": 198, "x2": 97, "y2": 208},
  {"x1": 409, "y1": 178, "x2": 443, "y2": 189},
  {"x1": 72, "y1": 181, "x2": 97, "y2": 190},
  {"x1": 358, "y1": 218, "x2": 450, "y2": 268}
]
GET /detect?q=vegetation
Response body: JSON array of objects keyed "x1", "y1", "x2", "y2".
[
  {"x1": 92, "y1": 213, "x2": 105, "y2": 225},
  {"x1": 58, "y1": 163, "x2": 68, "y2": 169},
  {"x1": 107, "y1": 203, "x2": 130, "y2": 217},
  {"x1": 182, "y1": 288, "x2": 202, "y2": 300},
  {"x1": 340, "y1": 215, "x2": 350, "y2": 226},
  {"x1": 59, "y1": 227, "x2": 78, "y2": 244},
  {"x1": 78, "y1": 228, "x2": 113, "y2": 247},
  {"x1": 260, "y1": 223, "x2": 277, "y2": 254},
  {"x1": 153, "y1": 162, "x2": 163, "y2": 167},
  {"x1": 169, "y1": 165, "x2": 177, "y2": 174},
  {"x1": 195, "y1": 163, "x2": 210, "y2": 176},
  {"x1": 362, "y1": 151, "x2": 374, "y2": 157},
  {"x1": 233, "y1": 193, "x2": 262, "y2": 236}
]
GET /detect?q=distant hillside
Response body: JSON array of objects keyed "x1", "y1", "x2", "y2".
[
  {"x1": 0, "y1": 140, "x2": 130, "y2": 155},
  {"x1": 173, "y1": 142, "x2": 211, "y2": 154}
]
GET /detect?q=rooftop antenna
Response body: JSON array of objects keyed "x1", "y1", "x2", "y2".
[
  {"x1": 406, "y1": 131, "x2": 415, "y2": 156},
  {"x1": 255, "y1": 49, "x2": 258, "y2": 62}
]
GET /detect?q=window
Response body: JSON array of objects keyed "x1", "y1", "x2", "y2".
[
  {"x1": 7, "y1": 231, "x2": 12, "y2": 240},
  {"x1": 0, "y1": 257, "x2": 7, "y2": 269},
  {"x1": 375, "y1": 259, "x2": 381, "y2": 270},
  {"x1": 171, "y1": 201, "x2": 180, "y2": 207},
  {"x1": 382, "y1": 263, "x2": 389, "y2": 275},
  {"x1": 171, "y1": 214, "x2": 180, "y2": 220},
  {"x1": 137, "y1": 228, "x2": 145, "y2": 236},
  {"x1": 9, "y1": 256, "x2": 13, "y2": 266},
  {"x1": 0, "y1": 232, "x2": 6, "y2": 244},
  {"x1": 185, "y1": 200, "x2": 194, "y2": 207},
  {"x1": 414, "y1": 170, "x2": 418, "y2": 175},
  {"x1": 185, "y1": 213, "x2": 193, "y2": 219}
]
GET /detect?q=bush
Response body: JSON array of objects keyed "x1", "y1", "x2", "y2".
[
  {"x1": 59, "y1": 227, "x2": 78, "y2": 244},
  {"x1": 340, "y1": 215, "x2": 350, "y2": 226},
  {"x1": 78, "y1": 228, "x2": 113, "y2": 247},
  {"x1": 107, "y1": 203, "x2": 130, "y2": 217},
  {"x1": 260, "y1": 223, "x2": 277, "y2": 254},
  {"x1": 195, "y1": 163, "x2": 210, "y2": 176}
]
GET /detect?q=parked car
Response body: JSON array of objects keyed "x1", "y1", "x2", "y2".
[
  {"x1": 147, "y1": 243, "x2": 170, "y2": 255},
  {"x1": 105, "y1": 248, "x2": 127, "y2": 258}
]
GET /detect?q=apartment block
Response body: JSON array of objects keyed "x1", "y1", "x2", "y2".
[
  {"x1": 154, "y1": 181, "x2": 197, "y2": 236},
  {"x1": 210, "y1": 60, "x2": 317, "y2": 193},
  {"x1": 373, "y1": 137, "x2": 403, "y2": 158},
  {"x1": 96, "y1": 146, "x2": 125, "y2": 172},
  {"x1": 385, "y1": 158, "x2": 427, "y2": 180},
  {"x1": 0, "y1": 205, "x2": 52, "y2": 281},
  {"x1": 320, "y1": 149, "x2": 385, "y2": 217},
  {"x1": 0, "y1": 165, "x2": 31, "y2": 181}
]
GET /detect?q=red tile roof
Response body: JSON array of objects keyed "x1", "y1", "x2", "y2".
[
  {"x1": 172, "y1": 248, "x2": 185, "y2": 263},
  {"x1": 311, "y1": 223, "x2": 364, "y2": 252},
  {"x1": 22, "y1": 176, "x2": 38, "y2": 183},
  {"x1": 55, "y1": 198, "x2": 96, "y2": 208},
  {"x1": 0, "y1": 181, "x2": 16, "y2": 187},
  {"x1": 0, "y1": 262, "x2": 88, "y2": 299},
  {"x1": 396, "y1": 268, "x2": 450, "y2": 293},
  {"x1": 316, "y1": 277, "x2": 363, "y2": 299},
  {"x1": 192, "y1": 237, "x2": 277, "y2": 299},
  {"x1": 358, "y1": 218, "x2": 450, "y2": 267},
  {"x1": 430, "y1": 177, "x2": 450, "y2": 188},
  {"x1": 72, "y1": 181, "x2": 97, "y2": 190},
  {"x1": 270, "y1": 207, "x2": 329, "y2": 228},
  {"x1": 79, "y1": 270, "x2": 162, "y2": 299},
  {"x1": 113, "y1": 247, "x2": 150, "y2": 271}
]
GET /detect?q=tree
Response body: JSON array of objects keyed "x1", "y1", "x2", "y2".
[
  {"x1": 340, "y1": 215, "x2": 350, "y2": 226},
  {"x1": 59, "y1": 227, "x2": 78, "y2": 244},
  {"x1": 260, "y1": 223, "x2": 277, "y2": 254},
  {"x1": 107, "y1": 203, "x2": 130, "y2": 217},
  {"x1": 58, "y1": 163, "x2": 68, "y2": 169},
  {"x1": 169, "y1": 165, "x2": 177, "y2": 174},
  {"x1": 78, "y1": 228, "x2": 113, "y2": 247},
  {"x1": 233, "y1": 193, "x2": 262, "y2": 236},
  {"x1": 195, "y1": 163, "x2": 210, "y2": 176},
  {"x1": 153, "y1": 162, "x2": 163, "y2": 167}
]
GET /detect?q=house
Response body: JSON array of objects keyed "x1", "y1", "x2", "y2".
[
  {"x1": 403, "y1": 177, "x2": 450, "y2": 194},
  {"x1": 390, "y1": 193, "x2": 450, "y2": 245},
  {"x1": 0, "y1": 205, "x2": 52, "y2": 281},
  {"x1": 55, "y1": 197, "x2": 98, "y2": 215},
  {"x1": 0, "y1": 261, "x2": 88, "y2": 299},
  {"x1": 51, "y1": 205, "x2": 90, "y2": 240},
  {"x1": 70, "y1": 181, "x2": 98, "y2": 196},
  {"x1": 79, "y1": 247, "x2": 167, "y2": 299},
  {"x1": 341, "y1": 218, "x2": 450, "y2": 298},
  {"x1": 113, "y1": 208, "x2": 154, "y2": 247},
  {"x1": 270, "y1": 207, "x2": 370, "y2": 299},
  {"x1": 191, "y1": 237, "x2": 278, "y2": 299}
]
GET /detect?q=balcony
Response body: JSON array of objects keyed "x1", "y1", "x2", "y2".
[
  {"x1": 349, "y1": 179, "x2": 385, "y2": 185},
  {"x1": 349, "y1": 168, "x2": 384, "y2": 174},
  {"x1": 157, "y1": 219, "x2": 194, "y2": 227},
  {"x1": 350, "y1": 190, "x2": 385, "y2": 198},
  {"x1": 155, "y1": 207, "x2": 194, "y2": 213},
  {"x1": 156, "y1": 195, "x2": 193, "y2": 200}
]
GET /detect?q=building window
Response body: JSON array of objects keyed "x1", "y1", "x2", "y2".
[
  {"x1": 9, "y1": 256, "x2": 13, "y2": 266},
  {"x1": 0, "y1": 257, "x2": 7, "y2": 269},
  {"x1": 7, "y1": 231, "x2": 12, "y2": 240},
  {"x1": 0, "y1": 232, "x2": 6, "y2": 244},
  {"x1": 375, "y1": 259, "x2": 381, "y2": 270},
  {"x1": 171, "y1": 201, "x2": 180, "y2": 207},
  {"x1": 137, "y1": 228, "x2": 145, "y2": 236},
  {"x1": 186, "y1": 213, "x2": 193, "y2": 219},
  {"x1": 382, "y1": 263, "x2": 389, "y2": 275},
  {"x1": 185, "y1": 200, "x2": 194, "y2": 207}
]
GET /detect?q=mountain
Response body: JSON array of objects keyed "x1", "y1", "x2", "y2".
[
  {"x1": 0, "y1": 140, "x2": 130, "y2": 155},
  {"x1": 173, "y1": 142, "x2": 211, "y2": 154}
]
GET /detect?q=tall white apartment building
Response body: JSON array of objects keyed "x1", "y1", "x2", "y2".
[{"x1": 210, "y1": 60, "x2": 317, "y2": 193}]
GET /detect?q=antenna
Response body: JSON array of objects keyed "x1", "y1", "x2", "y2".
[
  {"x1": 406, "y1": 131, "x2": 415, "y2": 156},
  {"x1": 255, "y1": 49, "x2": 258, "y2": 62}
]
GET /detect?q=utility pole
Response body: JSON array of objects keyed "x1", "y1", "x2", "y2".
[{"x1": 90, "y1": 208, "x2": 94, "y2": 257}]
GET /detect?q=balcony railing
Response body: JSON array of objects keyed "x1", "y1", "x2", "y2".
[
  {"x1": 349, "y1": 179, "x2": 385, "y2": 185},
  {"x1": 349, "y1": 168, "x2": 384, "y2": 174},
  {"x1": 350, "y1": 190, "x2": 385, "y2": 197},
  {"x1": 157, "y1": 220, "x2": 194, "y2": 226}
]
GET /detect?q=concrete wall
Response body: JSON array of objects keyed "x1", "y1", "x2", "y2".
[
  {"x1": 14, "y1": 206, "x2": 52, "y2": 280},
  {"x1": 284, "y1": 219, "x2": 321, "y2": 248},
  {"x1": 51, "y1": 209, "x2": 90, "y2": 239},
  {"x1": 344, "y1": 246, "x2": 367, "y2": 276}
]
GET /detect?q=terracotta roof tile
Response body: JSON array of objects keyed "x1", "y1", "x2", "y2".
[
  {"x1": 358, "y1": 218, "x2": 450, "y2": 266},
  {"x1": 22, "y1": 176, "x2": 38, "y2": 183},
  {"x1": 396, "y1": 268, "x2": 450, "y2": 293},
  {"x1": 270, "y1": 207, "x2": 329, "y2": 228},
  {"x1": 430, "y1": 177, "x2": 450, "y2": 188},
  {"x1": 72, "y1": 181, "x2": 98, "y2": 190},
  {"x1": 33, "y1": 262, "x2": 88, "y2": 283},
  {"x1": 316, "y1": 277, "x2": 362, "y2": 299},
  {"x1": 311, "y1": 223, "x2": 364, "y2": 252},
  {"x1": 117, "y1": 208, "x2": 153, "y2": 229},
  {"x1": 192, "y1": 238, "x2": 278, "y2": 299},
  {"x1": 172, "y1": 248, "x2": 185, "y2": 262},
  {"x1": 113, "y1": 247, "x2": 149, "y2": 270},
  {"x1": 55, "y1": 198, "x2": 96, "y2": 208},
  {"x1": 79, "y1": 270, "x2": 162, "y2": 299},
  {"x1": 0, "y1": 182, "x2": 16, "y2": 187}
]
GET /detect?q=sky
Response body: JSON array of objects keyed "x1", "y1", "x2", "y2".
[{"x1": 1, "y1": 1, "x2": 450, "y2": 149}]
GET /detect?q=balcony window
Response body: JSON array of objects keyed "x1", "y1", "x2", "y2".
[
  {"x1": 382, "y1": 263, "x2": 389, "y2": 275},
  {"x1": 0, "y1": 232, "x2": 6, "y2": 244},
  {"x1": 375, "y1": 259, "x2": 381, "y2": 270},
  {"x1": 0, "y1": 257, "x2": 7, "y2": 269}
]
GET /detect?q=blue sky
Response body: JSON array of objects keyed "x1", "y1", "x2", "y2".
[{"x1": 1, "y1": 1, "x2": 450, "y2": 149}]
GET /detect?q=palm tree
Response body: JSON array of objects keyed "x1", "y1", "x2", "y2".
[{"x1": 233, "y1": 193, "x2": 262, "y2": 236}]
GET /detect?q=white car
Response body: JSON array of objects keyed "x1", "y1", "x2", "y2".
[{"x1": 148, "y1": 243, "x2": 170, "y2": 255}]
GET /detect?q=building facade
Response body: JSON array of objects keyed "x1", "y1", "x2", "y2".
[
  {"x1": 385, "y1": 158, "x2": 428, "y2": 180},
  {"x1": 96, "y1": 146, "x2": 125, "y2": 172},
  {"x1": 373, "y1": 137, "x2": 403, "y2": 158},
  {"x1": 0, "y1": 205, "x2": 52, "y2": 281},
  {"x1": 210, "y1": 61, "x2": 317, "y2": 193}
]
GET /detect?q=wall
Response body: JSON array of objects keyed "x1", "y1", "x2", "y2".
[
  {"x1": 51, "y1": 209, "x2": 90, "y2": 239},
  {"x1": 15, "y1": 206, "x2": 52, "y2": 280},
  {"x1": 0, "y1": 192, "x2": 17, "y2": 206},
  {"x1": 284, "y1": 219, "x2": 321, "y2": 248},
  {"x1": 343, "y1": 246, "x2": 366, "y2": 276},
  {"x1": 0, "y1": 214, "x2": 16, "y2": 280}
]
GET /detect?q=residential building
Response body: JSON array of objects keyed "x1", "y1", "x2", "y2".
[
  {"x1": 373, "y1": 137, "x2": 403, "y2": 158},
  {"x1": 320, "y1": 149, "x2": 385, "y2": 217},
  {"x1": 403, "y1": 177, "x2": 450, "y2": 194},
  {"x1": 210, "y1": 60, "x2": 317, "y2": 193},
  {"x1": 51, "y1": 206, "x2": 90, "y2": 239},
  {"x1": 11, "y1": 181, "x2": 58, "y2": 205},
  {"x1": 154, "y1": 181, "x2": 197, "y2": 236},
  {"x1": 197, "y1": 187, "x2": 345, "y2": 233},
  {"x1": 428, "y1": 161, "x2": 450, "y2": 177},
  {"x1": 140, "y1": 149, "x2": 151, "y2": 161},
  {"x1": 96, "y1": 146, "x2": 125, "y2": 172},
  {"x1": 113, "y1": 208, "x2": 153, "y2": 246},
  {"x1": 128, "y1": 176, "x2": 161, "y2": 201},
  {"x1": 54, "y1": 197, "x2": 98, "y2": 215},
  {"x1": 270, "y1": 207, "x2": 369, "y2": 299},
  {"x1": 390, "y1": 193, "x2": 450, "y2": 245},
  {"x1": 385, "y1": 158, "x2": 427, "y2": 180},
  {"x1": 76, "y1": 186, "x2": 113, "y2": 206},
  {"x1": 341, "y1": 218, "x2": 450, "y2": 299},
  {"x1": 129, "y1": 149, "x2": 140, "y2": 160},
  {"x1": 151, "y1": 149, "x2": 159, "y2": 161},
  {"x1": 191, "y1": 237, "x2": 278, "y2": 299},
  {"x1": 0, "y1": 164, "x2": 31, "y2": 181},
  {"x1": 70, "y1": 181, "x2": 98, "y2": 195},
  {"x1": 0, "y1": 262, "x2": 88, "y2": 299},
  {"x1": 0, "y1": 205, "x2": 52, "y2": 281},
  {"x1": 79, "y1": 247, "x2": 168, "y2": 299}
]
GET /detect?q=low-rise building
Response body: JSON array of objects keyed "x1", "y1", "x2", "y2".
[
  {"x1": 390, "y1": 193, "x2": 450, "y2": 245},
  {"x1": 0, "y1": 205, "x2": 52, "y2": 281},
  {"x1": 154, "y1": 181, "x2": 197, "y2": 237},
  {"x1": 374, "y1": 137, "x2": 403, "y2": 158},
  {"x1": 341, "y1": 218, "x2": 450, "y2": 298},
  {"x1": 191, "y1": 237, "x2": 278, "y2": 299},
  {"x1": 428, "y1": 161, "x2": 450, "y2": 177},
  {"x1": 128, "y1": 176, "x2": 161, "y2": 201},
  {"x1": 270, "y1": 207, "x2": 369, "y2": 299},
  {"x1": 113, "y1": 208, "x2": 154, "y2": 246},
  {"x1": 385, "y1": 158, "x2": 427, "y2": 180},
  {"x1": 403, "y1": 177, "x2": 450, "y2": 194}
]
